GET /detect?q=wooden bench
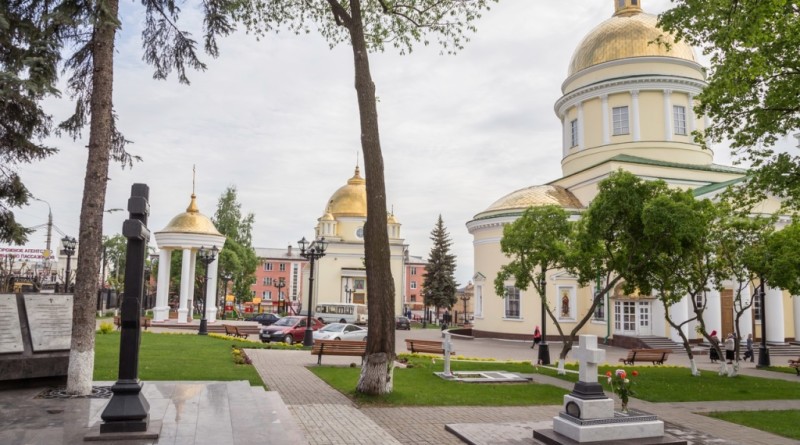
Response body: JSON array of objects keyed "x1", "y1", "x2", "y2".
[
  {"x1": 223, "y1": 324, "x2": 248, "y2": 339},
  {"x1": 789, "y1": 357, "x2": 800, "y2": 376},
  {"x1": 311, "y1": 340, "x2": 367, "y2": 365},
  {"x1": 619, "y1": 348, "x2": 671, "y2": 365},
  {"x1": 113, "y1": 316, "x2": 151, "y2": 330},
  {"x1": 405, "y1": 339, "x2": 455, "y2": 355}
]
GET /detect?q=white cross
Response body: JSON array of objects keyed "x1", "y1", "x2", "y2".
[{"x1": 573, "y1": 335, "x2": 605, "y2": 384}]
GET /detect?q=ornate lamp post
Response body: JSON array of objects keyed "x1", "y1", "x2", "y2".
[
  {"x1": 61, "y1": 236, "x2": 77, "y2": 291},
  {"x1": 538, "y1": 276, "x2": 551, "y2": 365},
  {"x1": 274, "y1": 277, "x2": 286, "y2": 314},
  {"x1": 220, "y1": 270, "x2": 232, "y2": 318},
  {"x1": 756, "y1": 277, "x2": 770, "y2": 367},
  {"x1": 298, "y1": 236, "x2": 327, "y2": 347},
  {"x1": 459, "y1": 293, "x2": 471, "y2": 324},
  {"x1": 197, "y1": 246, "x2": 218, "y2": 335},
  {"x1": 345, "y1": 286, "x2": 354, "y2": 304}
]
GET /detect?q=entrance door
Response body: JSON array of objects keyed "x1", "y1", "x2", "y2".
[
  {"x1": 637, "y1": 301, "x2": 652, "y2": 335},
  {"x1": 721, "y1": 289, "x2": 734, "y2": 336},
  {"x1": 614, "y1": 301, "x2": 637, "y2": 335}
]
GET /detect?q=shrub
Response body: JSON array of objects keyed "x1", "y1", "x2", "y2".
[{"x1": 98, "y1": 322, "x2": 114, "y2": 334}]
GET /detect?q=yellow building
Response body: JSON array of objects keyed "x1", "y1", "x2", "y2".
[{"x1": 467, "y1": 0, "x2": 799, "y2": 346}]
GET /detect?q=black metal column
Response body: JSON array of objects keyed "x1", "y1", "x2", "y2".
[
  {"x1": 757, "y1": 278, "x2": 770, "y2": 368},
  {"x1": 537, "y1": 277, "x2": 551, "y2": 365}
]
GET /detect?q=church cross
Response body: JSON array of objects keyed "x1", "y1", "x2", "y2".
[{"x1": 573, "y1": 335, "x2": 605, "y2": 384}]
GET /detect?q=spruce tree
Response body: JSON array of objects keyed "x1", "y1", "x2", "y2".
[{"x1": 423, "y1": 215, "x2": 458, "y2": 312}]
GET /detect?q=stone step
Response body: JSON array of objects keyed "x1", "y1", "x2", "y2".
[{"x1": 247, "y1": 386, "x2": 308, "y2": 444}]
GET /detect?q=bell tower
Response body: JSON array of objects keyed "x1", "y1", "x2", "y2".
[{"x1": 614, "y1": 0, "x2": 642, "y2": 16}]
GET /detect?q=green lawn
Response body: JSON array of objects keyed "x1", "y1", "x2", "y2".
[
  {"x1": 94, "y1": 332, "x2": 264, "y2": 386},
  {"x1": 761, "y1": 365, "x2": 799, "y2": 375},
  {"x1": 705, "y1": 410, "x2": 800, "y2": 440},
  {"x1": 534, "y1": 364, "x2": 799, "y2": 402},
  {"x1": 309, "y1": 355, "x2": 567, "y2": 406}
]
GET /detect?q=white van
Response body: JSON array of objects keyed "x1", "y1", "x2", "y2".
[{"x1": 314, "y1": 303, "x2": 368, "y2": 325}]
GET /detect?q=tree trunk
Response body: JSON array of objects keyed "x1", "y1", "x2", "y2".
[
  {"x1": 66, "y1": 0, "x2": 118, "y2": 395},
  {"x1": 347, "y1": 0, "x2": 395, "y2": 395}
]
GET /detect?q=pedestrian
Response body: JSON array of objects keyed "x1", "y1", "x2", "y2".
[
  {"x1": 743, "y1": 333, "x2": 754, "y2": 362},
  {"x1": 531, "y1": 326, "x2": 542, "y2": 349},
  {"x1": 441, "y1": 309, "x2": 451, "y2": 330},
  {"x1": 724, "y1": 333, "x2": 735, "y2": 364},
  {"x1": 709, "y1": 330, "x2": 720, "y2": 363}
]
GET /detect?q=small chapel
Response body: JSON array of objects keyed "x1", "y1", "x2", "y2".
[{"x1": 467, "y1": 0, "x2": 799, "y2": 346}]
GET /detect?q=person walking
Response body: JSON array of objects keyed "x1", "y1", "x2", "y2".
[
  {"x1": 709, "y1": 330, "x2": 720, "y2": 363},
  {"x1": 724, "y1": 333, "x2": 736, "y2": 364},
  {"x1": 743, "y1": 333, "x2": 754, "y2": 362},
  {"x1": 531, "y1": 326, "x2": 542, "y2": 349}
]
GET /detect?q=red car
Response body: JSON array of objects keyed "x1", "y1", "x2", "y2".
[{"x1": 259, "y1": 316, "x2": 324, "y2": 345}]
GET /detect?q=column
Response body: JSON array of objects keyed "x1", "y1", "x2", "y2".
[
  {"x1": 631, "y1": 90, "x2": 641, "y2": 141},
  {"x1": 793, "y1": 293, "x2": 800, "y2": 345},
  {"x1": 562, "y1": 116, "x2": 569, "y2": 156},
  {"x1": 663, "y1": 89, "x2": 673, "y2": 141},
  {"x1": 669, "y1": 295, "x2": 689, "y2": 342},
  {"x1": 178, "y1": 248, "x2": 191, "y2": 323},
  {"x1": 601, "y1": 95, "x2": 610, "y2": 144},
  {"x1": 188, "y1": 250, "x2": 197, "y2": 321},
  {"x1": 577, "y1": 103, "x2": 585, "y2": 150},
  {"x1": 206, "y1": 255, "x2": 219, "y2": 323},
  {"x1": 688, "y1": 93, "x2": 696, "y2": 133},
  {"x1": 765, "y1": 285, "x2": 785, "y2": 344},
  {"x1": 737, "y1": 282, "x2": 753, "y2": 340},
  {"x1": 153, "y1": 248, "x2": 171, "y2": 322},
  {"x1": 705, "y1": 287, "x2": 722, "y2": 341}
]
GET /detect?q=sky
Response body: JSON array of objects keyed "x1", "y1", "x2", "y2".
[{"x1": 10, "y1": 0, "x2": 796, "y2": 286}]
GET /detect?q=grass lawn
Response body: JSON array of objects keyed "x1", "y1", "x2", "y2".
[
  {"x1": 761, "y1": 365, "x2": 798, "y2": 375},
  {"x1": 309, "y1": 355, "x2": 567, "y2": 406},
  {"x1": 534, "y1": 364, "x2": 799, "y2": 402},
  {"x1": 94, "y1": 332, "x2": 264, "y2": 386},
  {"x1": 705, "y1": 410, "x2": 800, "y2": 440}
]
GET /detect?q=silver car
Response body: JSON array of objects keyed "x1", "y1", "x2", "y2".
[{"x1": 312, "y1": 323, "x2": 368, "y2": 341}]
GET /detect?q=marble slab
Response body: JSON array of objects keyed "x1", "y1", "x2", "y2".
[
  {"x1": 553, "y1": 414, "x2": 664, "y2": 442},
  {"x1": 0, "y1": 294, "x2": 23, "y2": 354},
  {"x1": 24, "y1": 294, "x2": 73, "y2": 351}
]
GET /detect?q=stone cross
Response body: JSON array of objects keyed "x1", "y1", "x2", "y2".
[
  {"x1": 573, "y1": 335, "x2": 605, "y2": 383},
  {"x1": 443, "y1": 332, "x2": 453, "y2": 377}
]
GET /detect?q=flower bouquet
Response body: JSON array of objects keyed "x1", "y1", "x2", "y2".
[{"x1": 605, "y1": 369, "x2": 637, "y2": 413}]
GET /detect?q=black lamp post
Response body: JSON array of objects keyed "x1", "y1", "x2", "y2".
[
  {"x1": 197, "y1": 246, "x2": 218, "y2": 335},
  {"x1": 756, "y1": 277, "x2": 770, "y2": 367},
  {"x1": 345, "y1": 286, "x2": 354, "y2": 304},
  {"x1": 538, "y1": 277, "x2": 551, "y2": 365},
  {"x1": 460, "y1": 293, "x2": 471, "y2": 324},
  {"x1": 298, "y1": 236, "x2": 327, "y2": 347},
  {"x1": 220, "y1": 270, "x2": 232, "y2": 319},
  {"x1": 61, "y1": 236, "x2": 77, "y2": 291},
  {"x1": 274, "y1": 277, "x2": 286, "y2": 314}
]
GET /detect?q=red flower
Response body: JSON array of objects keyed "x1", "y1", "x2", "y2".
[
  {"x1": 632, "y1": 370, "x2": 639, "y2": 377},
  {"x1": 606, "y1": 371, "x2": 612, "y2": 377}
]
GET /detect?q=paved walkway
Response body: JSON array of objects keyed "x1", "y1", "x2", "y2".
[{"x1": 248, "y1": 329, "x2": 799, "y2": 445}]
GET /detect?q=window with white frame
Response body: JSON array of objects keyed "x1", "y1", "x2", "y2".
[
  {"x1": 264, "y1": 262, "x2": 273, "y2": 271},
  {"x1": 753, "y1": 291, "x2": 762, "y2": 321},
  {"x1": 612, "y1": 106, "x2": 629, "y2": 135},
  {"x1": 570, "y1": 119, "x2": 579, "y2": 147},
  {"x1": 673, "y1": 105, "x2": 687, "y2": 135},
  {"x1": 263, "y1": 277, "x2": 273, "y2": 286},
  {"x1": 593, "y1": 295, "x2": 605, "y2": 321},
  {"x1": 504, "y1": 286, "x2": 520, "y2": 319},
  {"x1": 410, "y1": 281, "x2": 417, "y2": 289},
  {"x1": 279, "y1": 263, "x2": 286, "y2": 271},
  {"x1": 410, "y1": 267, "x2": 417, "y2": 275},
  {"x1": 262, "y1": 290, "x2": 271, "y2": 299},
  {"x1": 475, "y1": 285, "x2": 483, "y2": 317},
  {"x1": 695, "y1": 292, "x2": 704, "y2": 309}
]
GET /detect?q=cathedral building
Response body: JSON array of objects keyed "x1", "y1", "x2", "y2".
[{"x1": 467, "y1": 0, "x2": 799, "y2": 346}]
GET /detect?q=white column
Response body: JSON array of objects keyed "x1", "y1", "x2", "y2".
[
  {"x1": 601, "y1": 95, "x2": 610, "y2": 144},
  {"x1": 178, "y1": 248, "x2": 192, "y2": 323},
  {"x1": 577, "y1": 103, "x2": 585, "y2": 150},
  {"x1": 188, "y1": 250, "x2": 197, "y2": 321},
  {"x1": 562, "y1": 116, "x2": 569, "y2": 156},
  {"x1": 153, "y1": 248, "x2": 172, "y2": 322},
  {"x1": 663, "y1": 89, "x2": 673, "y2": 141},
  {"x1": 206, "y1": 256, "x2": 219, "y2": 323},
  {"x1": 793, "y1": 293, "x2": 800, "y2": 345},
  {"x1": 669, "y1": 295, "x2": 689, "y2": 342},
  {"x1": 631, "y1": 90, "x2": 641, "y2": 141},
  {"x1": 737, "y1": 283, "x2": 753, "y2": 340},
  {"x1": 705, "y1": 287, "x2": 722, "y2": 340},
  {"x1": 688, "y1": 93, "x2": 696, "y2": 133},
  {"x1": 765, "y1": 285, "x2": 785, "y2": 344}
]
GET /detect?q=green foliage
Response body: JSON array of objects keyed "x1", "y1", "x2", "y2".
[
  {"x1": 705, "y1": 410, "x2": 800, "y2": 440},
  {"x1": 102, "y1": 234, "x2": 128, "y2": 290},
  {"x1": 97, "y1": 322, "x2": 114, "y2": 334},
  {"x1": 213, "y1": 186, "x2": 258, "y2": 302},
  {"x1": 422, "y1": 215, "x2": 458, "y2": 309},
  {"x1": 658, "y1": 2, "x2": 800, "y2": 211},
  {"x1": 764, "y1": 221, "x2": 800, "y2": 295}
]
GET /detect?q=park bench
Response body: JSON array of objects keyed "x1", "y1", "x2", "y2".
[
  {"x1": 113, "y1": 316, "x2": 151, "y2": 330},
  {"x1": 311, "y1": 340, "x2": 367, "y2": 365},
  {"x1": 789, "y1": 357, "x2": 800, "y2": 376},
  {"x1": 223, "y1": 324, "x2": 248, "y2": 339},
  {"x1": 619, "y1": 348, "x2": 671, "y2": 365},
  {"x1": 405, "y1": 339, "x2": 455, "y2": 355}
]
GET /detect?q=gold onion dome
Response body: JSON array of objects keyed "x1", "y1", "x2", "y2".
[
  {"x1": 159, "y1": 194, "x2": 223, "y2": 236},
  {"x1": 387, "y1": 212, "x2": 398, "y2": 224},
  {"x1": 568, "y1": 2, "x2": 696, "y2": 76},
  {"x1": 327, "y1": 166, "x2": 367, "y2": 218},
  {"x1": 479, "y1": 185, "x2": 583, "y2": 216}
]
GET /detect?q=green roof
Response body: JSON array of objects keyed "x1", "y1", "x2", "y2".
[
  {"x1": 691, "y1": 177, "x2": 747, "y2": 197},
  {"x1": 604, "y1": 154, "x2": 746, "y2": 174}
]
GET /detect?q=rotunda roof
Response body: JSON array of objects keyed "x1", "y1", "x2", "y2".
[
  {"x1": 478, "y1": 185, "x2": 583, "y2": 216},
  {"x1": 159, "y1": 194, "x2": 223, "y2": 236},
  {"x1": 327, "y1": 166, "x2": 367, "y2": 218},
  {"x1": 568, "y1": 9, "x2": 696, "y2": 76}
]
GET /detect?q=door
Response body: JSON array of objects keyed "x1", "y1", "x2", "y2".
[
  {"x1": 637, "y1": 301, "x2": 652, "y2": 335},
  {"x1": 721, "y1": 289, "x2": 734, "y2": 336},
  {"x1": 614, "y1": 301, "x2": 637, "y2": 335}
]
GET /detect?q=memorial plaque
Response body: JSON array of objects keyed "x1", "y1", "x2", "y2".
[
  {"x1": 0, "y1": 294, "x2": 23, "y2": 354},
  {"x1": 24, "y1": 294, "x2": 73, "y2": 351}
]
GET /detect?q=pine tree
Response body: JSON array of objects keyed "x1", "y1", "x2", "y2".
[{"x1": 423, "y1": 215, "x2": 458, "y2": 312}]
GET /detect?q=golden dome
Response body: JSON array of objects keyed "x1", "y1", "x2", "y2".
[
  {"x1": 387, "y1": 212, "x2": 398, "y2": 224},
  {"x1": 568, "y1": 8, "x2": 696, "y2": 76},
  {"x1": 479, "y1": 185, "x2": 583, "y2": 216},
  {"x1": 327, "y1": 166, "x2": 367, "y2": 218},
  {"x1": 159, "y1": 194, "x2": 223, "y2": 236}
]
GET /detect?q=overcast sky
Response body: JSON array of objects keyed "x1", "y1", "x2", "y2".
[{"x1": 12, "y1": 0, "x2": 794, "y2": 286}]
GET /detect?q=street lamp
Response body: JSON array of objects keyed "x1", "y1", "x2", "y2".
[
  {"x1": 298, "y1": 236, "x2": 327, "y2": 347},
  {"x1": 344, "y1": 286, "x2": 354, "y2": 304},
  {"x1": 756, "y1": 277, "x2": 770, "y2": 367},
  {"x1": 220, "y1": 270, "x2": 232, "y2": 318},
  {"x1": 274, "y1": 277, "x2": 286, "y2": 314},
  {"x1": 538, "y1": 276, "x2": 551, "y2": 365},
  {"x1": 459, "y1": 293, "x2": 471, "y2": 324},
  {"x1": 197, "y1": 246, "x2": 218, "y2": 335},
  {"x1": 61, "y1": 236, "x2": 77, "y2": 291}
]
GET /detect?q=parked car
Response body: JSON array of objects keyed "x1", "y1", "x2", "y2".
[
  {"x1": 395, "y1": 316, "x2": 411, "y2": 330},
  {"x1": 313, "y1": 323, "x2": 368, "y2": 342},
  {"x1": 259, "y1": 316, "x2": 323, "y2": 344},
  {"x1": 251, "y1": 313, "x2": 281, "y2": 326}
]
